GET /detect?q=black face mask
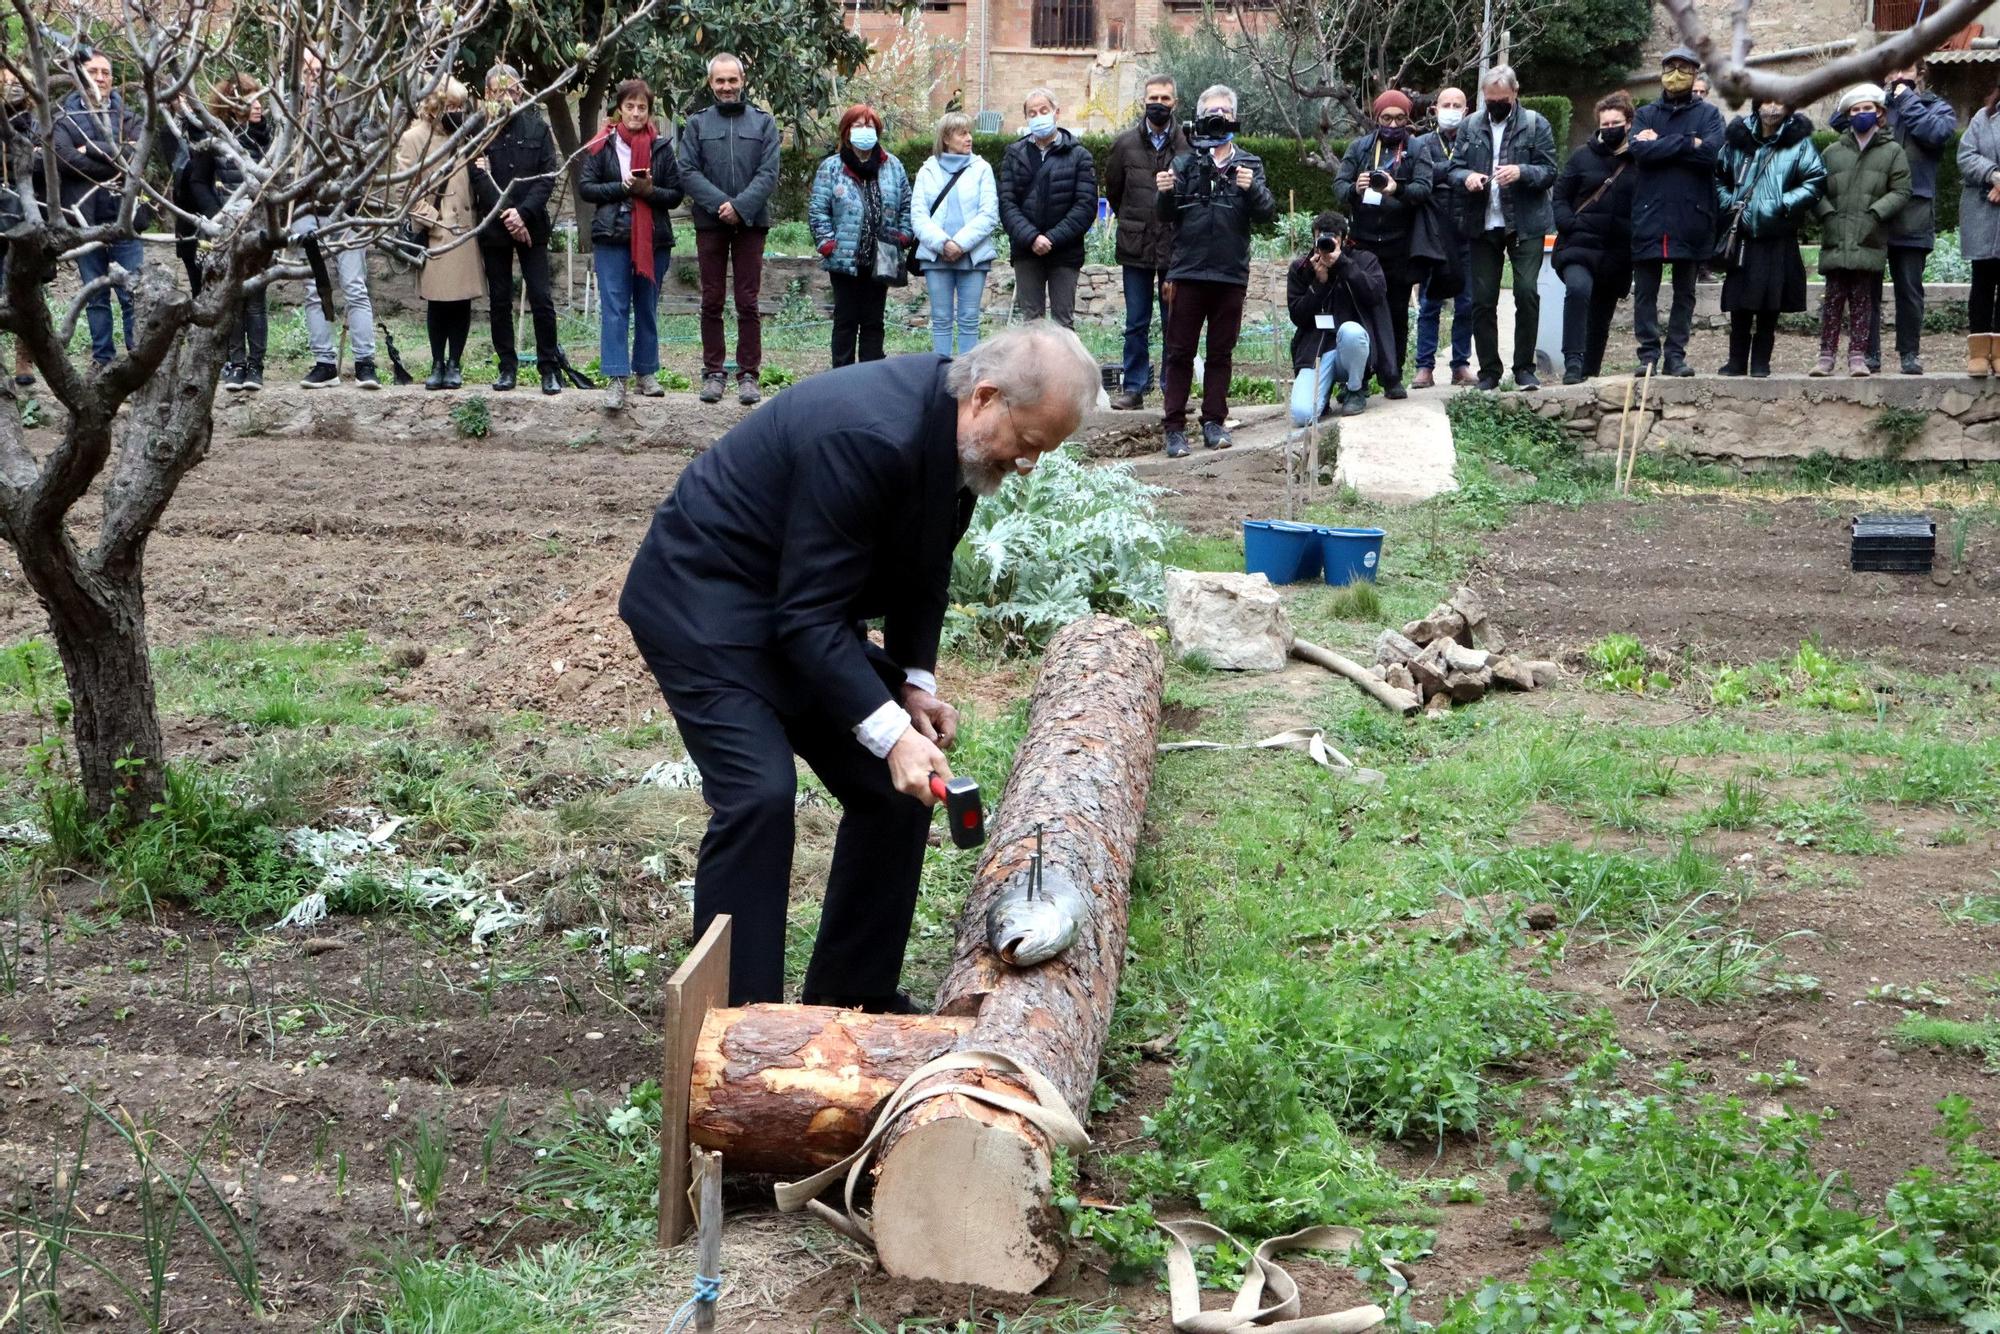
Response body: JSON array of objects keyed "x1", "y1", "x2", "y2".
[
  {"x1": 1486, "y1": 99, "x2": 1513, "y2": 121},
  {"x1": 441, "y1": 110, "x2": 463, "y2": 132},
  {"x1": 1145, "y1": 102, "x2": 1173, "y2": 127},
  {"x1": 1598, "y1": 125, "x2": 1626, "y2": 148}
]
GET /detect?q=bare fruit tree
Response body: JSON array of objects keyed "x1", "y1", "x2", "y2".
[
  {"x1": 0, "y1": 0, "x2": 648, "y2": 820},
  {"x1": 1661, "y1": 0, "x2": 1990, "y2": 105}
]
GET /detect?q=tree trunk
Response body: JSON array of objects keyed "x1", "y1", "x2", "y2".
[
  {"x1": 871, "y1": 615, "x2": 1165, "y2": 1291},
  {"x1": 688, "y1": 1004, "x2": 972, "y2": 1175}
]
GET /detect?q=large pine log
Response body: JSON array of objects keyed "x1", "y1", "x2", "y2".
[
  {"x1": 871, "y1": 615, "x2": 1165, "y2": 1290},
  {"x1": 687, "y1": 1004, "x2": 972, "y2": 1175}
]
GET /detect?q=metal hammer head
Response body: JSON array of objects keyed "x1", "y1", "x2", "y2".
[{"x1": 928, "y1": 774, "x2": 985, "y2": 848}]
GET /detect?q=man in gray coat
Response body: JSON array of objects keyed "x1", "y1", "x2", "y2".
[
  {"x1": 1448, "y1": 65, "x2": 1557, "y2": 391},
  {"x1": 677, "y1": 52, "x2": 782, "y2": 406}
]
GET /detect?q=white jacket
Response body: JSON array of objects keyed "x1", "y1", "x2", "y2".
[{"x1": 912, "y1": 154, "x2": 999, "y2": 269}]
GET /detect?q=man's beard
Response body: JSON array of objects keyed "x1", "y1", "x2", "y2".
[{"x1": 958, "y1": 429, "x2": 1011, "y2": 496}]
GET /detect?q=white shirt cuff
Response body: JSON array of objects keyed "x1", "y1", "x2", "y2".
[
  {"x1": 855, "y1": 699, "x2": 912, "y2": 759},
  {"x1": 902, "y1": 667, "x2": 938, "y2": 695}
]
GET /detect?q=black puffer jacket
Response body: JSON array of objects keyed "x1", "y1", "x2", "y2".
[
  {"x1": 1287, "y1": 250, "x2": 1399, "y2": 387},
  {"x1": 579, "y1": 128, "x2": 685, "y2": 249},
  {"x1": 1552, "y1": 136, "x2": 1636, "y2": 274},
  {"x1": 998, "y1": 129, "x2": 1098, "y2": 266},
  {"x1": 472, "y1": 106, "x2": 561, "y2": 245},
  {"x1": 184, "y1": 117, "x2": 271, "y2": 218},
  {"x1": 1159, "y1": 147, "x2": 1275, "y2": 284},
  {"x1": 1334, "y1": 131, "x2": 1433, "y2": 251}
]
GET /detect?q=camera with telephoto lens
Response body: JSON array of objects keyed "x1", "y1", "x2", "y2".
[
  {"x1": 1368, "y1": 169, "x2": 1391, "y2": 190},
  {"x1": 1315, "y1": 232, "x2": 1342, "y2": 253}
]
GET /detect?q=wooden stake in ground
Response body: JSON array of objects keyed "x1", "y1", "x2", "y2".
[
  {"x1": 865, "y1": 616, "x2": 1166, "y2": 1291},
  {"x1": 1612, "y1": 369, "x2": 1638, "y2": 489},
  {"x1": 1292, "y1": 638, "x2": 1421, "y2": 715},
  {"x1": 692, "y1": 1147, "x2": 722, "y2": 1333},
  {"x1": 1622, "y1": 361, "x2": 1657, "y2": 495}
]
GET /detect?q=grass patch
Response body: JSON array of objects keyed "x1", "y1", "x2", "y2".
[
  {"x1": 351, "y1": 1239, "x2": 645, "y2": 1333},
  {"x1": 1894, "y1": 1013, "x2": 2000, "y2": 1071}
]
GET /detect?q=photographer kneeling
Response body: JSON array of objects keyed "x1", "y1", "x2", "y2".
[{"x1": 1287, "y1": 212, "x2": 1400, "y2": 422}]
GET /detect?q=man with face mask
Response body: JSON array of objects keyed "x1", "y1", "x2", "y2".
[
  {"x1": 999, "y1": 88, "x2": 1097, "y2": 330},
  {"x1": 472, "y1": 63, "x2": 565, "y2": 394},
  {"x1": 1866, "y1": 62, "x2": 1958, "y2": 373},
  {"x1": 1334, "y1": 89, "x2": 1431, "y2": 388},
  {"x1": 1629, "y1": 48, "x2": 1726, "y2": 376},
  {"x1": 678, "y1": 54, "x2": 782, "y2": 406},
  {"x1": 1412, "y1": 88, "x2": 1475, "y2": 388},
  {"x1": 1448, "y1": 66, "x2": 1557, "y2": 391},
  {"x1": 52, "y1": 49, "x2": 146, "y2": 367},
  {"x1": 618, "y1": 323, "x2": 1100, "y2": 1010},
  {"x1": 1104, "y1": 76, "x2": 1189, "y2": 410}
]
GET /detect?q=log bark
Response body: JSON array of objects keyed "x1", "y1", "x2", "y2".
[
  {"x1": 870, "y1": 615, "x2": 1165, "y2": 1291},
  {"x1": 1292, "y1": 638, "x2": 1421, "y2": 715},
  {"x1": 687, "y1": 1004, "x2": 972, "y2": 1175}
]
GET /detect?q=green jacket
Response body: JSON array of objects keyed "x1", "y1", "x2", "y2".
[{"x1": 1814, "y1": 129, "x2": 1912, "y2": 272}]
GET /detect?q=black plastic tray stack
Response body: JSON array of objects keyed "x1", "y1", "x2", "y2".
[{"x1": 1850, "y1": 513, "x2": 1935, "y2": 573}]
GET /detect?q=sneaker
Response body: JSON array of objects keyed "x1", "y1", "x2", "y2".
[
  {"x1": 1662, "y1": 359, "x2": 1694, "y2": 378},
  {"x1": 1901, "y1": 354, "x2": 1923, "y2": 375},
  {"x1": 738, "y1": 376, "x2": 761, "y2": 406},
  {"x1": 1384, "y1": 381, "x2": 1408, "y2": 400},
  {"x1": 241, "y1": 364, "x2": 264, "y2": 392},
  {"x1": 604, "y1": 377, "x2": 628, "y2": 411},
  {"x1": 699, "y1": 373, "x2": 726, "y2": 403},
  {"x1": 635, "y1": 371, "x2": 664, "y2": 397},
  {"x1": 1451, "y1": 366, "x2": 1478, "y2": 386},
  {"x1": 1411, "y1": 368, "x2": 1435, "y2": 389},
  {"x1": 353, "y1": 358, "x2": 380, "y2": 390},
  {"x1": 221, "y1": 362, "x2": 245, "y2": 391},
  {"x1": 1339, "y1": 388, "x2": 1368, "y2": 416},
  {"x1": 1718, "y1": 362, "x2": 1747, "y2": 377},
  {"x1": 1164, "y1": 430, "x2": 1189, "y2": 459},
  {"x1": 1109, "y1": 389, "x2": 1144, "y2": 410},
  {"x1": 1849, "y1": 355, "x2": 1872, "y2": 378},
  {"x1": 1514, "y1": 370, "x2": 1541, "y2": 391},
  {"x1": 1475, "y1": 374, "x2": 1500, "y2": 391},
  {"x1": 1201, "y1": 421, "x2": 1232, "y2": 450},
  {"x1": 301, "y1": 361, "x2": 339, "y2": 388},
  {"x1": 1809, "y1": 355, "x2": 1835, "y2": 377},
  {"x1": 1562, "y1": 363, "x2": 1586, "y2": 386}
]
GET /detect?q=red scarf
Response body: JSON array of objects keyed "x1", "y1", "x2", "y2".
[{"x1": 603, "y1": 119, "x2": 657, "y2": 283}]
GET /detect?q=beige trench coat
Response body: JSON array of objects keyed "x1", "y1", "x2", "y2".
[{"x1": 396, "y1": 120, "x2": 485, "y2": 302}]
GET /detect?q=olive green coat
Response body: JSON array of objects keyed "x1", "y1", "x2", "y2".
[{"x1": 1814, "y1": 130, "x2": 1912, "y2": 273}]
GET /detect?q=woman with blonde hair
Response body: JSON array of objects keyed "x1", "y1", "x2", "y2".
[
  {"x1": 912, "y1": 111, "x2": 998, "y2": 355},
  {"x1": 397, "y1": 76, "x2": 486, "y2": 388}
]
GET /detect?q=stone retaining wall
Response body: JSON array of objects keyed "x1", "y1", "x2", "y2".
[{"x1": 1500, "y1": 375, "x2": 2000, "y2": 470}]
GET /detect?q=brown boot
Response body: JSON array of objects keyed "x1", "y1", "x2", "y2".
[
  {"x1": 1412, "y1": 367, "x2": 1435, "y2": 389},
  {"x1": 1451, "y1": 365, "x2": 1478, "y2": 386}
]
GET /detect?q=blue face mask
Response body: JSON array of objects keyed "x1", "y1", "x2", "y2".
[
  {"x1": 1849, "y1": 110, "x2": 1879, "y2": 133},
  {"x1": 849, "y1": 126, "x2": 879, "y2": 153},
  {"x1": 1026, "y1": 112, "x2": 1056, "y2": 137},
  {"x1": 938, "y1": 151, "x2": 971, "y2": 170}
]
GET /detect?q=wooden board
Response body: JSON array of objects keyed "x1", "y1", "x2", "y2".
[{"x1": 658, "y1": 914, "x2": 732, "y2": 1248}]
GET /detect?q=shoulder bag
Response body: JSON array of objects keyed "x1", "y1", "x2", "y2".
[{"x1": 908, "y1": 161, "x2": 971, "y2": 278}]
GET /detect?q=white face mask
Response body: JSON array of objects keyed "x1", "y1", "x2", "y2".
[{"x1": 1437, "y1": 108, "x2": 1465, "y2": 130}]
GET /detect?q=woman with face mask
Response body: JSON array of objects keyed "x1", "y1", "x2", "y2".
[
  {"x1": 1551, "y1": 92, "x2": 1640, "y2": 383},
  {"x1": 809, "y1": 104, "x2": 914, "y2": 367},
  {"x1": 1714, "y1": 99, "x2": 1825, "y2": 377},
  {"x1": 913, "y1": 112, "x2": 1000, "y2": 357},
  {"x1": 1957, "y1": 78, "x2": 2000, "y2": 377},
  {"x1": 1812, "y1": 85, "x2": 1912, "y2": 376},
  {"x1": 1333, "y1": 90, "x2": 1433, "y2": 384},
  {"x1": 396, "y1": 77, "x2": 486, "y2": 390}
]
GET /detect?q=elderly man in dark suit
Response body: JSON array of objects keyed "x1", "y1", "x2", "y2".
[{"x1": 619, "y1": 322, "x2": 1101, "y2": 1009}]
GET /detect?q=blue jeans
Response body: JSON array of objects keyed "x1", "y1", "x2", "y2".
[
  {"x1": 76, "y1": 237, "x2": 144, "y2": 365},
  {"x1": 925, "y1": 266, "x2": 986, "y2": 356},
  {"x1": 1121, "y1": 265, "x2": 1168, "y2": 393},
  {"x1": 1288, "y1": 322, "x2": 1371, "y2": 425},
  {"x1": 596, "y1": 244, "x2": 669, "y2": 379},
  {"x1": 1415, "y1": 240, "x2": 1473, "y2": 371}
]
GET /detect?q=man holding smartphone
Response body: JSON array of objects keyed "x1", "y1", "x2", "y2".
[{"x1": 1335, "y1": 89, "x2": 1431, "y2": 390}]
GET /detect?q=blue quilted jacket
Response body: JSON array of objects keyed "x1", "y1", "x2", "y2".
[{"x1": 808, "y1": 152, "x2": 914, "y2": 279}]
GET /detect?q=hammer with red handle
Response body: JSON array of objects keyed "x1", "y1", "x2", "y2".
[{"x1": 929, "y1": 773, "x2": 985, "y2": 848}]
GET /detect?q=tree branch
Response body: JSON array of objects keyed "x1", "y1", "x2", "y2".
[{"x1": 1668, "y1": 0, "x2": 1991, "y2": 104}]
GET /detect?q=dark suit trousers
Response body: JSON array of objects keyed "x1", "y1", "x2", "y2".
[
  {"x1": 1159, "y1": 279, "x2": 1247, "y2": 431},
  {"x1": 1354, "y1": 241, "x2": 1418, "y2": 373},
  {"x1": 1866, "y1": 245, "x2": 1928, "y2": 364},
  {"x1": 480, "y1": 238, "x2": 560, "y2": 364},
  {"x1": 1470, "y1": 228, "x2": 1543, "y2": 378},
  {"x1": 1633, "y1": 260, "x2": 1697, "y2": 367},
  {"x1": 634, "y1": 637, "x2": 930, "y2": 1006}
]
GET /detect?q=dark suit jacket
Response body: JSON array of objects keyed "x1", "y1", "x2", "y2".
[{"x1": 619, "y1": 355, "x2": 976, "y2": 728}]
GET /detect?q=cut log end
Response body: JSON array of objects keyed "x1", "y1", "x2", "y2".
[{"x1": 872, "y1": 1105, "x2": 1062, "y2": 1293}]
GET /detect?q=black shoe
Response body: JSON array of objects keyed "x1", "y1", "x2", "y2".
[
  {"x1": 11, "y1": 374, "x2": 31, "y2": 389},
  {"x1": 699, "y1": 373, "x2": 726, "y2": 403},
  {"x1": 443, "y1": 360, "x2": 463, "y2": 390},
  {"x1": 1164, "y1": 430, "x2": 1190, "y2": 458},
  {"x1": 241, "y1": 363, "x2": 263, "y2": 392},
  {"x1": 1201, "y1": 421, "x2": 1232, "y2": 450},
  {"x1": 1718, "y1": 362, "x2": 1747, "y2": 377},
  {"x1": 801, "y1": 990, "x2": 925, "y2": 1015},
  {"x1": 541, "y1": 368, "x2": 561, "y2": 395},
  {"x1": 1750, "y1": 363, "x2": 1772, "y2": 379},
  {"x1": 1866, "y1": 359, "x2": 1883, "y2": 374},
  {"x1": 354, "y1": 358, "x2": 380, "y2": 390},
  {"x1": 1562, "y1": 364, "x2": 1586, "y2": 386},
  {"x1": 1663, "y1": 360, "x2": 1695, "y2": 378},
  {"x1": 1901, "y1": 354, "x2": 1923, "y2": 375},
  {"x1": 1110, "y1": 389, "x2": 1143, "y2": 411},
  {"x1": 1384, "y1": 381, "x2": 1408, "y2": 400},
  {"x1": 493, "y1": 358, "x2": 517, "y2": 392},
  {"x1": 301, "y1": 361, "x2": 339, "y2": 388},
  {"x1": 1514, "y1": 370, "x2": 1541, "y2": 391},
  {"x1": 221, "y1": 362, "x2": 245, "y2": 392},
  {"x1": 1340, "y1": 388, "x2": 1368, "y2": 416},
  {"x1": 425, "y1": 363, "x2": 447, "y2": 390},
  {"x1": 1476, "y1": 374, "x2": 1500, "y2": 391}
]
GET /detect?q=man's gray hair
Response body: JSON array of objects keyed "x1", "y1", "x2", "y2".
[
  {"x1": 946, "y1": 321, "x2": 1099, "y2": 417},
  {"x1": 1198, "y1": 84, "x2": 1237, "y2": 114},
  {"x1": 1482, "y1": 65, "x2": 1519, "y2": 93},
  {"x1": 707, "y1": 52, "x2": 744, "y2": 78},
  {"x1": 1023, "y1": 86, "x2": 1058, "y2": 112},
  {"x1": 485, "y1": 61, "x2": 521, "y2": 89},
  {"x1": 1144, "y1": 72, "x2": 1176, "y2": 92}
]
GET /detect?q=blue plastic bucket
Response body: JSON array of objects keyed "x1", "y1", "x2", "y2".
[
  {"x1": 1319, "y1": 526, "x2": 1386, "y2": 586},
  {"x1": 1242, "y1": 520, "x2": 1323, "y2": 583}
]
